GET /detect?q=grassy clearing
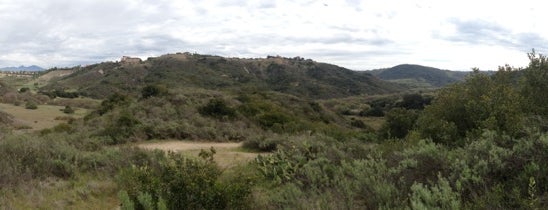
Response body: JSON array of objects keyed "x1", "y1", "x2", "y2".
[
  {"x1": 137, "y1": 140, "x2": 265, "y2": 168},
  {"x1": 0, "y1": 103, "x2": 89, "y2": 130},
  {"x1": 27, "y1": 70, "x2": 74, "y2": 88},
  {"x1": 351, "y1": 116, "x2": 385, "y2": 130}
]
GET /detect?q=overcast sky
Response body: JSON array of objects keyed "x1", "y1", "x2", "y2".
[{"x1": 1, "y1": 0, "x2": 547, "y2": 70}]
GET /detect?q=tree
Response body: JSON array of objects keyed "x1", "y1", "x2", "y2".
[
  {"x1": 416, "y1": 68, "x2": 524, "y2": 146},
  {"x1": 399, "y1": 93, "x2": 431, "y2": 110},
  {"x1": 521, "y1": 50, "x2": 548, "y2": 118},
  {"x1": 141, "y1": 84, "x2": 168, "y2": 99},
  {"x1": 198, "y1": 99, "x2": 236, "y2": 120},
  {"x1": 98, "y1": 93, "x2": 131, "y2": 115},
  {"x1": 379, "y1": 108, "x2": 418, "y2": 139}
]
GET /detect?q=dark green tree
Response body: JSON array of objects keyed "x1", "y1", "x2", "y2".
[
  {"x1": 141, "y1": 84, "x2": 168, "y2": 99},
  {"x1": 198, "y1": 99, "x2": 236, "y2": 120},
  {"x1": 416, "y1": 68, "x2": 524, "y2": 146},
  {"x1": 379, "y1": 108, "x2": 418, "y2": 139},
  {"x1": 521, "y1": 50, "x2": 548, "y2": 118},
  {"x1": 399, "y1": 93, "x2": 431, "y2": 110},
  {"x1": 98, "y1": 93, "x2": 131, "y2": 115}
]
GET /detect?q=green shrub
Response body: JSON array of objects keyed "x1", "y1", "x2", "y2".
[
  {"x1": 98, "y1": 93, "x2": 131, "y2": 115},
  {"x1": 25, "y1": 101, "x2": 37, "y2": 109},
  {"x1": 243, "y1": 135, "x2": 284, "y2": 152},
  {"x1": 360, "y1": 106, "x2": 384, "y2": 117},
  {"x1": 61, "y1": 105, "x2": 75, "y2": 114},
  {"x1": 119, "y1": 190, "x2": 135, "y2": 210},
  {"x1": 198, "y1": 98, "x2": 236, "y2": 120},
  {"x1": 399, "y1": 93, "x2": 432, "y2": 110},
  {"x1": 379, "y1": 108, "x2": 418, "y2": 139},
  {"x1": 103, "y1": 111, "x2": 140, "y2": 144},
  {"x1": 410, "y1": 175, "x2": 461, "y2": 210},
  {"x1": 117, "y1": 152, "x2": 251, "y2": 210},
  {"x1": 19, "y1": 87, "x2": 30, "y2": 93},
  {"x1": 257, "y1": 112, "x2": 291, "y2": 129},
  {"x1": 141, "y1": 84, "x2": 168, "y2": 99}
]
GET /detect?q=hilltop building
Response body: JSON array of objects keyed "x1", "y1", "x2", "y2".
[{"x1": 121, "y1": 56, "x2": 142, "y2": 64}]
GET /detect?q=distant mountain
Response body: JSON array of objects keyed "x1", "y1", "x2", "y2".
[
  {"x1": 368, "y1": 64, "x2": 470, "y2": 88},
  {"x1": 39, "y1": 53, "x2": 404, "y2": 99},
  {"x1": 0, "y1": 65, "x2": 44, "y2": 71}
]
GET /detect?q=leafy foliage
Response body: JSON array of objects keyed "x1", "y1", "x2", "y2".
[
  {"x1": 141, "y1": 84, "x2": 168, "y2": 99},
  {"x1": 117, "y1": 152, "x2": 252, "y2": 210},
  {"x1": 417, "y1": 69, "x2": 524, "y2": 146},
  {"x1": 379, "y1": 108, "x2": 418, "y2": 139},
  {"x1": 521, "y1": 51, "x2": 548, "y2": 126},
  {"x1": 25, "y1": 101, "x2": 38, "y2": 109},
  {"x1": 198, "y1": 98, "x2": 236, "y2": 120},
  {"x1": 61, "y1": 105, "x2": 75, "y2": 114},
  {"x1": 39, "y1": 53, "x2": 403, "y2": 99},
  {"x1": 98, "y1": 93, "x2": 132, "y2": 115},
  {"x1": 2, "y1": 50, "x2": 548, "y2": 209}
]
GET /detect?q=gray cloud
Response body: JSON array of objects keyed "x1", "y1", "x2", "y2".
[
  {"x1": 440, "y1": 18, "x2": 548, "y2": 52},
  {"x1": 0, "y1": 0, "x2": 545, "y2": 70},
  {"x1": 442, "y1": 19, "x2": 513, "y2": 46}
]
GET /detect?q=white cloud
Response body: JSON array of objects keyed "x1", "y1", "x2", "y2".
[{"x1": 0, "y1": 0, "x2": 546, "y2": 70}]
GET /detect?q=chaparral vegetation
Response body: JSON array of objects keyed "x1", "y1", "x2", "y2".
[{"x1": 0, "y1": 51, "x2": 547, "y2": 209}]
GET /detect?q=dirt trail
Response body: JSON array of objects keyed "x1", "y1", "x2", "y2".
[
  {"x1": 137, "y1": 141, "x2": 262, "y2": 168},
  {"x1": 139, "y1": 141, "x2": 243, "y2": 151}
]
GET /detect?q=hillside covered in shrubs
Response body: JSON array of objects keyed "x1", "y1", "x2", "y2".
[
  {"x1": 0, "y1": 51, "x2": 547, "y2": 209},
  {"x1": 39, "y1": 53, "x2": 403, "y2": 99}
]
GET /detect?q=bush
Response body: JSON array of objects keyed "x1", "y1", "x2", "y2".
[
  {"x1": 257, "y1": 112, "x2": 291, "y2": 129},
  {"x1": 399, "y1": 93, "x2": 432, "y2": 110},
  {"x1": 98, "y1": 93, "x2": 131, "y2": 115},
  {"x1": 25, "y1": 101, "x2": 37, "y2": 109},
  {"x1": 243, "y1": 135, "x2": 284, "y2": 152},
  {"x1": 61, "y1": 105, "x2": 75, "y2": 114},
  {"x1": 379, "y1": 108, "x2": 418, "y2": 139},
  {"x1": 19, "y1": 87, "x2": 30, "y2": 93},
  {"x1": 103, "y1": 111, "x2": 140, "y2": 144},
  {"x1": 410, "y1": 175, "x2": 461, "y2": 210},
  {"x1": 117, "y1": 152, "x2": 252, "y2": 210},
  {"x1": 141, "y1": 84, "x2": 168, "y2": 99},
  {"x1": 360, "y1": 106, "x2": 384, "y2": 117},
  {"x1": 416, "y1": 69, "x2": 523, "y2": 145},
  {"x1": 198, "y1": 98, "x2": 236, "y2": 120}
]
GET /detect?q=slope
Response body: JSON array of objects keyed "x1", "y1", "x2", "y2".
[
  {"x1": 39, "y1": 53, "x2": 404, "y2": 99},
  {"x1": 369, "y1": 64, "x2": 469, "y2": 87}
]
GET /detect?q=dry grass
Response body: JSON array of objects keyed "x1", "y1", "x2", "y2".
[
  {"x1": 360, "y1": 116, "x2": 385, "y2": 130},
  {"x1": 138, "y1": 141, "x2": 264, "y2": 169},
  {"x1": 29, "y1": 70, "x2": 74, "y2": 87},
  {"x1": 1, "y1": 177, "x2": 118, "y2": 210},
  {"x1": 0, "y1": 103, "x2": 89, "y2": 131}
]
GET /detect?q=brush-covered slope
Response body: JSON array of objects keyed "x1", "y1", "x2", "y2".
[
  {"x1": 369, "y1": 64, "x2": 469, "y2": 87},
  {"x1": 40, "y1": 53, "x2": 403, "y2": 99}
]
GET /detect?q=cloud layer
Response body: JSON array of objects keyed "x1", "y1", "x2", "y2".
[{"x1": 1, "y1": 0, "x2": 546, "y2": 70}]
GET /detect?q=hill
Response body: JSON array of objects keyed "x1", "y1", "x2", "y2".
[
  {"x1": 368, "y1": 64, "x2": 469, "y2": 88},
  {"x1": 0, "y1": 65, "x2": 44, "y2": 71},
  {"x1": 39, "y1": 53, "x2": 404, "y2": 99}
]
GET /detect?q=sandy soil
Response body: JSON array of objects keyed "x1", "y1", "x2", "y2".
[
  {"x1": 137, "y1": 141, "x2": 262, "y2": 168},
  {"x1": 138, "y1": 141, "x2": 243, "y2": 151}
]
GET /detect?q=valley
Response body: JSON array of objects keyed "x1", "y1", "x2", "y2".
[{"x1": 0, "y1": 52, "x2": 547, "y2": 209}]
